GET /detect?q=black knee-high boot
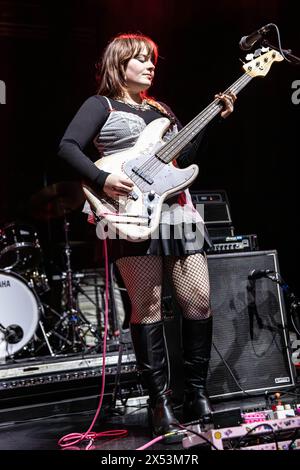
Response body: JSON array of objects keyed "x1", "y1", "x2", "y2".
[
  {"x1": 130, "y1": 321, "x2": 180, "y2": 439},
  {"x1": 182, "y1": 317, "x2": 213, "y2": 421}
]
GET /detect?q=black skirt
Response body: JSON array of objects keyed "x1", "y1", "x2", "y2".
[{"x1": 106, "y1": 222, "x2": 213, "y2": 261}]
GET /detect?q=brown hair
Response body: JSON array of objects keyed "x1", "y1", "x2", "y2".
[{"x1": 96, "y1": 33, "x2": 158, "y2": 99}]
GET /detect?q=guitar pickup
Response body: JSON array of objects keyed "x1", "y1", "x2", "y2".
[{"x1": 132, "y1": 166, "x2": 154, "y2": 185}]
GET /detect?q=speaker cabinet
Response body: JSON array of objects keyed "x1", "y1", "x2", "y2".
[
  {"x1": 206, "y1": 250, "x2": 295, "y2": 399},
  {"x1": 165, "y1": 250, "x2": 296, "y2": 401},
  {"x1": 190, "y1": 190, "x2": 232, "y2": 226}
]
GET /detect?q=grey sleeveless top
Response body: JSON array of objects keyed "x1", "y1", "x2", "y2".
[{"x1": 84, "y1": 97, "x2": 203, "y2": 225}]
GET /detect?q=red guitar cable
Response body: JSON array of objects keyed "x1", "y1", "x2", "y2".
[{"x1": 58, "y1": 238, "x2": 128, "y2": 450}]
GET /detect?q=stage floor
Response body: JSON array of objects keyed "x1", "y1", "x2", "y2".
[
  {"x1": 0, "y1": 400, "x2": 186, "y2": 451},
  {"x1": 1, "y1": 393, "x2": 295, "y2": 451}
]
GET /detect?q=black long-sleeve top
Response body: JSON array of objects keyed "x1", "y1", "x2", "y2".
[{"x1": 58, "y1": 95, "x2": 213, "y2": 189}]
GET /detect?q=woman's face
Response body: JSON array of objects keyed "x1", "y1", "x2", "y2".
[{"x1": 124, "y1": 45, "x2": 155, "y2": 93}]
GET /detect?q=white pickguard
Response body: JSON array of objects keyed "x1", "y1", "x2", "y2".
[{"x1": 83, "y1": 117, "x2": 198, "y2": 241}]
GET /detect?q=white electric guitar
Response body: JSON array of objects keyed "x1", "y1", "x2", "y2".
[{"x1": 83, "y1": 48, "x2": 283, "y2": 241}]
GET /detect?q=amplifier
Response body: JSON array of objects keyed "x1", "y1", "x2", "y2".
[
  {"x1": 207, "y1": 226, "x2": 235, "y2": 238},
  {"x1": 207, "y1": 234, "x2": 259, "y2": 253},
  {"x1": 190, "y1": 190, "x2": 232, "y2": 226},
  {"x1": 0, "y1": 351, "x2": 136, "y2": 389},
  {"x1": 166, "y1": 250, "x2": 295, "y2": 403},
  {"x1": 0, "y1": 350, "x2": 138, "y2": 407}
]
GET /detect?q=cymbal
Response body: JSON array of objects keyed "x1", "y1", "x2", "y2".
[{"x1": 30, "y1": 181, "x2": 85, "y2": 220}]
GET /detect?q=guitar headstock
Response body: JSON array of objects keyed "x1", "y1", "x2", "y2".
[{"x1": 242, "y1": 47, "x2": 284, "y2": 77}]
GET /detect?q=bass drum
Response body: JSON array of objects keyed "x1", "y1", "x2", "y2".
[{"x1": 0, "y1": 270, "x2": 41, "y2": 359}]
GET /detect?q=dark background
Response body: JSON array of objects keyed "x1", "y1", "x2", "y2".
[{"x1": 0, "y1": 0, "x2": 299, "y2": 293}]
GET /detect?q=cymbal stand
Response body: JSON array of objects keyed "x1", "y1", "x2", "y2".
[{"x1": 53, "y1": 213, "x2": 101, "y2": 353}]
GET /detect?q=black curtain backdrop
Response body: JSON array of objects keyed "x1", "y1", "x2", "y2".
[{"x1": 0, "y1": 0, "x2": 299, "y2": 294}]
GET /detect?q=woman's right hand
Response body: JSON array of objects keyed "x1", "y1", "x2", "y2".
[{"x1": 103, "y1": 174, "x2": 134, "y2": 198}]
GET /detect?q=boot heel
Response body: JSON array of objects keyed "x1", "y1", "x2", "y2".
[
  {"x1": 183, "y1": 389, "x2": 212, "y2": 422},
  {"x1": 148, "y1": 396, "x2": 183, "y2": 444}
]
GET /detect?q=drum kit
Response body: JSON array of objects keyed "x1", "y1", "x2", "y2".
[{"x1": 0, "y1": 181, "x2": 105, "y2": 361}]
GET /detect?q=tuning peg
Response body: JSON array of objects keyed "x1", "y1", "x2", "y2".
[
  {"x1": 245, "y1": 53, "x2": 254, "y2": 61},
  {"x1": 254, "y1": 48, "x2": 264, "y2": 58}
]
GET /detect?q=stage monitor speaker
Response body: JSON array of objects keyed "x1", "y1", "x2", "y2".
[{"x1": 206, "y1": 250, "x2": 295, "y2": 399}]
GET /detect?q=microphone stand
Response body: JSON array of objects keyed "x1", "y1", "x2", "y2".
[
  {"x1": 253, "y1": 271, "x2": 300, "y2": 370},
  {"x1": 0, "y1": 323, "x2": 8, "y2": 335},
  {"x1": 263, "y1": 271, "x2": 300, "y2": 337},
  {"x1": 261, "y1": 39, "x2": 300, "y2": 65}
]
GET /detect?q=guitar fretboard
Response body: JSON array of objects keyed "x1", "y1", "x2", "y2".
[{"x1": 156, "y1": 72, "x2": 253, "y2": 163}]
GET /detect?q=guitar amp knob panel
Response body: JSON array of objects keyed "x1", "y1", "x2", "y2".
[{"x1": 207, "y1": 234, "x2": 259, "y2": 253}]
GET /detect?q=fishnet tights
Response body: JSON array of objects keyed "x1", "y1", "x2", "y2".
[{"x1": 116, "y1": 254, "x2": 211, "y2": 324}]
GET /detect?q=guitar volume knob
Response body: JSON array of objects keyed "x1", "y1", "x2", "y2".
[
  {"x1": 147, "y1": 205, "x2": 154, "y2": 215},
  {"x1": 148, "y1": 190, "x2": 155, "y2": 201}
]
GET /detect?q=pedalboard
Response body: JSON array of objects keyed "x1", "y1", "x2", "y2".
[{"x1": 183, "y1": 407, "x2": 300, "y2": 450}]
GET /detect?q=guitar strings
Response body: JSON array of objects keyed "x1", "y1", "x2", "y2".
[
  {"x1": 151, "y1": 73, "x2": 251, "y2": 168},
  {"x1": 132, "y1": 73, "x2": 252, "y2": 187},
  {"x1": 128, "y1": 72, "x2": 252, "y2": 192},
  {"x1": 159, "y1": 74, "x2": 252, "y2": 164},
  {"x1": 146, "y1": 73, "x2": 250, "y2": 170}
]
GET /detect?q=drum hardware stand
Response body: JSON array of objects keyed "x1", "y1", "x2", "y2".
[
  {"x1": 52, "y1": 213, "x2": 102, "y2": 353},
  {"x1": 37, "y1": 315, "x2": 71, "y2": 357},
  {"x1": 34, "y1": 320, "x2": 55, "y2": 357},
  {"x1": 32, "y1": 302, "x2": 74, "y2": 356},
  {"x1": 72, "y1": 279, "x2": 103, "y2": 341},
  {"x1": 91, "y1": 210, "x2": 122, "y2": 337},
  {"x1": 74, "y1": 263, "x2": 123, "y2": 340}
]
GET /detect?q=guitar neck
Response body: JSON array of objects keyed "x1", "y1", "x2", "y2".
[{"x1": 156, "y1": 72, "x2": 253, "y2": 163}]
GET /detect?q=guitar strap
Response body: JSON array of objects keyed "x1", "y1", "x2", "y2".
[
  {"x1": 103, "y1": 96, "x2": 114, "y2": 112},
  {"x1": 146, "y1": 98, "x2": 176, "y2": 125}
]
